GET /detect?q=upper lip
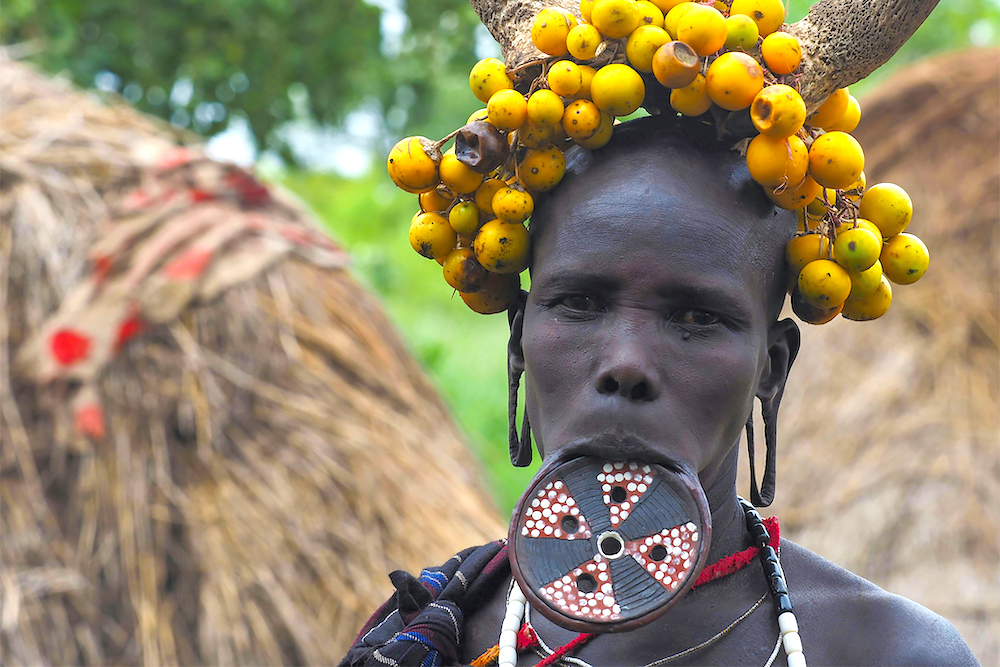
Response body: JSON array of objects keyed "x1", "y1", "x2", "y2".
[{"x1": 556, "y1": 432, "x2": 689, "y2": 476}]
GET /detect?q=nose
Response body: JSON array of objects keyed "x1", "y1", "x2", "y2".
[{"x1": 594, "y1": 336, "x2": 660, "y2": 402}]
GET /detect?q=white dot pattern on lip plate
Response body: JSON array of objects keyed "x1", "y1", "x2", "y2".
[
  {"x1": 625, "y1": 521, "x2": 700, "y2": 592},
  {"x1": 539, "y1": 555, "x2": 621, "y2": 621},
  {"x1": 598, "y1": 461, "x2": 655, "y2": 528},
  {"x1": 519, "y1": 479, "x2": 593, "y2": 540}
]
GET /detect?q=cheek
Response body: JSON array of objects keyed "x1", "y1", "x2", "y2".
[{"x1": 521, "y1": 313, "x2": 594, "y2": 396}]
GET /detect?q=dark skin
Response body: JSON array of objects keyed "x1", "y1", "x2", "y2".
[{"x1": 461, "y1": 127, "x2": 978, "y2": 666}]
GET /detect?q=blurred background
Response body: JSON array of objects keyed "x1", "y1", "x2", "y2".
[{"x1": 2, "y1": 0, "x2": 998, "y2": 664}]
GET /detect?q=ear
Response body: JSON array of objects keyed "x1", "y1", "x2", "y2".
[
  {"x1": 507, "y1": 290, "x2": 527, "y2": 375},
  {"x1": 756, "y1": 317, "x2": 800, "y2": 404}
]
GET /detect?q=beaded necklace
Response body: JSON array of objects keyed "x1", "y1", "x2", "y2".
[{"x1": 489, "y1": 500, "x2": 806, "y2": 667}]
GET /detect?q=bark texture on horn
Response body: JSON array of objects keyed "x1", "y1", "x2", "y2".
[
  {"x1": 470, "y1": 0, "x2": 579, "y2": 74},
  {"x1": 788, "y1": 0, "x2": 941, "y2": 113}
]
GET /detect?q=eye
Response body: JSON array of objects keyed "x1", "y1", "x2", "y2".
[
  {"x1": 559, "y1": 294, "x2": 604, "y2": 312},
  {"x1": 675, "y1": 309, "x2": 720, "y2": 326}
]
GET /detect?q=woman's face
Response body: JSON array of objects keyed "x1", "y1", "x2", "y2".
[{"x1": 517, "y1": 136, "x2": 797, "y2": 493}]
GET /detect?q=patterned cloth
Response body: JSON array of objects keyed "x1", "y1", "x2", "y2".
[{"x1": 341, "y1": 541, "x2": 510, "y2": 667}]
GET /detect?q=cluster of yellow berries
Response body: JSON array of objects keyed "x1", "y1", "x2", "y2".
[{"x1": 386, "y1": 0, "x2": 928, "y2": 319}]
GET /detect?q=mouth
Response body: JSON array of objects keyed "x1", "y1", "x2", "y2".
[{"x1": 555, "y1": 432, "x2": 691, "y2": 477}]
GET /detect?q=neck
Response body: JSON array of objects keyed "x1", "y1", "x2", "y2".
[{"x1": 701, "y1": 446, "x2": 754, "y2": 564}]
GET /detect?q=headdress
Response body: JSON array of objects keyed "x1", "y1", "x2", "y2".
[{"x1": 386, "y1": 0, "x2": 935, "y2": 324}]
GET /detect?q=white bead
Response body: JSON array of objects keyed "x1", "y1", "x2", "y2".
[
  {"x1": 778, "y1": 611, "x2": 799, "y2": 635},
  {"x1": 509, "y1": 585, "x2": 527, "y2": 603},
  {"x1": 507, "y1": 599, "x2": 524, "y2": 618},
  {"x1": 783, "y1": 631, "x2": 803, "y2": 654},
  {"x1": 501, "y1": 614, "x2": 521, "y2": 632},
  {"x1": 785, "y1": 649, "x2": 807, "y2": 667},
  {"x1": 498, "y1": 645, "x2": 518, "y2": 666},
  {"x1": 500, "y1": 628, "x2": 518, "y2": 647}
]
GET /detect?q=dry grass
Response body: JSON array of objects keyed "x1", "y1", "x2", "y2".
[
  {"x1": 0, "y1": 59, "x2": 502, "y2": 666},
  {"x1": 748, "y1": 48, "x2": 999, "y2": 663}
]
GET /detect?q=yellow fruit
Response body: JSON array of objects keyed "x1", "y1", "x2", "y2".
[
  {"x1": 676, "y1": 4, "x2": 727, "y2": 56},
  {"x1": 859, "y1": 183, "x2": 913, "y2": 239},
  {"x1": 850, "y1": 218, "x2": 883, "y2": 243},
  {"x1": 443, "y1": 248, "x2": 489, "y2": 293},
  {"x1": 785, "y1": 233, "x2": 831, "y2": 274},
  {"x1": 487, "y1": 89, "x2": 528, "y2": 132},
  {"x1": 760, "y1": 31, "x2": 800, "y2": 74},
  {"x1": 439, "y1": 152, "x2": 484, "y2": 194},
  {"x1": 387, "y1": 136, "x2": 441, "y2": 194},
  {"x1": 751, "y1": 84, "x2": 806, "y2": 138},
  {"x1": 849, "y1": 260, "x2": 883, "y2": 299},
  {"x1": 460, "y1": 272, "x2": 520, "y2": 314},
  {"x1": 626, "y1": 25, "x2": 671, "y2": 73},
  {"x1": 825, "y1": 94, "x2": 861, "y2": 133},
  {"x1": 567, "y1": 23, "x2": 602, "y2": 60},
  {"x1": 841, "y1": 275, "x2": 892, "y2": 321},
  {"x1": 669, "y1": 73, "x2": 711, "y2": 116},
  {"x1": 467, "y1": 108, "x2": 489, "y2": 124},
  {"x1": 637, "y1": 0, "x2": 664, "y2": 27},
  {"x1": 844, "y1": 171, "x2": 867, "y2": 201},
  {"x1": 791, "y1": 287, "x2": 843, "y2": 325},
  {"x1": 580, "y1": 0, "x2": 597, "y2": 23},
  {"x1": 548, "y1": 60, "x2": 583, "y2": 97},
  {"x1": 798, "y1": 258, "x2": 852, "y2": 308},
  {"x1": 519, "y1": 145, "x2": 567, "y2": 191},
  {"x1": 808, "y1": 131, "x2": 865, "y2": 190},
  {"x1": 527, "y1": 89, "x2": 565, "y2": 128},
  {"x1": 591, "y1": 0, "x2": 641, "y2": 38},
  {"x1": 575, "y1": 111, "x2": 615, "y2": 149},
  {"x1": 531, "y1": 8, "x2": 573, "y2": 56},
  {"x1": 807, "y1": 87, "x2": 850, "y2": 129},
  {"x1": 475, "y1": 178, "x2": 506, "y2": 215},
  {"x1": 409, "y1": 212, "x2": 457, "y2": 259},
  {"x1": 729, "y1": 0, "x2": 786, "y2": 37},
  {"x1": 706, "y1": 51, "x2": 764, "y2": 111},
  {"x1": 562, "y1": 99, "x2": 604, "y2": 140},
  {"x1": 663, "y1": 1, "x2": 695, "y2": 38},
  {"x1": 449, "y1": 200, "x2": 481, "y2": 234},
  {"x1": 833, "y1": 226, "x2": 881, "y2": 272},
  {"x1": 518, "y1": 119, "x2": 558, "y2": 148},
  {"x1": 474, "y1": 219, "x2": 531, "y2": 273},
  {"x1": 650, "y1": 0, "x2": 691, "y2": 13},
  {"x1": 880, "y1": 232, "x2": 929, "y2": 285},
  {"x1": 590, "y1": 63, "x2": 645, "y2": 116},
  {"x1": 492, "y1": 186, "x2": 535, "y2": 223},
  {"x1": 652, "y1": 40, "x2": 700, "y2": 89},
  {"x1": 746, "y1": 134, "x2": 808, "y2": 189},
  {"x1": 469, "y1": 58, "x2": 514, "y2": 104},
  {"x1": 767, "y1": 174, "x2": 821, "y2": 210},
  {"x1": 574, "y1": 65, "x2": 598, "y2": 101},
  {"x1": 724, "y1": 14, "x2": 759, "y2": 50},
  {"x1": 419, "y1": 187, "x2": 454, "y2": 213}
]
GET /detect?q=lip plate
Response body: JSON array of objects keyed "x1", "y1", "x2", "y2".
[{"x1": 508, "y1": 455, "x2": 713, "y2": 634}]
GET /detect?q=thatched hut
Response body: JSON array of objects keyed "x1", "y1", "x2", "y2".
[
  {"x1": 763, "y1": 48, "x2": 999, "y2": 664},
  {"x1": 0, "y1": 60, "x2": 503, "y2": 666}
]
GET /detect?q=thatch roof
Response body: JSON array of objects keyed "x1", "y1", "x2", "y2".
[
  {"x1": 760, "y1": 48, "x2": 999, "y2": 664},
  {"x1": 0, "y1": 59, "x2": 502, "y2": 665}
]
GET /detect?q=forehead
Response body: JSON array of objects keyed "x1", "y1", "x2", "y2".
[{"x1": 530, "y1": 137, "x2": 786, "y2": 314}]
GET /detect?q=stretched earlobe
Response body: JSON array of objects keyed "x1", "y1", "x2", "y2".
[
  {"x1": 748, "y1": 318, "x2": 801, "y2": 507},
  {"x1": 507, "y1": 291, "x2": 531, "y2": 467}
]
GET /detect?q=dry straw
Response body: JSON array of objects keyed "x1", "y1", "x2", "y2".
[
  {"x1": 750, "y1": 48, "x2": 999, "y2": 664},
  {"x1": 0, "y1": 58, "x2": 502, "y2": 666}
]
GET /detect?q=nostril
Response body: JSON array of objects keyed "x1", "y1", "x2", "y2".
[
  {"x1": 601, "y1": 377, "x2": 619, "y2": 394},
  {"x1": 629, "y1": 382, "x2": 649, "y2": 401}
]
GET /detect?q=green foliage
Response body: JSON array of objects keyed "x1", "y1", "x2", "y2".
[{"x1": 1, "y1": 0, "x2": 483, "y2": 161}]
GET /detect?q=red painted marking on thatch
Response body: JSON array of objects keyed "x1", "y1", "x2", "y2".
[
  {"x1": 114, "y1": 316, "x2": 145, "y2": 351},
  {"x1": 164, "y1": 248, "x2": 213, "y2": 281},
  {"x1": 50, "y1": 329, "x2": 92, "y2": 366},
  {"x1": 74, "y1": 403, "x2": 106, "y2": 439},
  {"x1": 189, "y1": 188, "x2": 215, "y2": 203}
]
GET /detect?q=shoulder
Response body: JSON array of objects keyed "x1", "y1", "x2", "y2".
[{"x1": 779, "y1": 539, "x2": 979, "y2": 666}]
